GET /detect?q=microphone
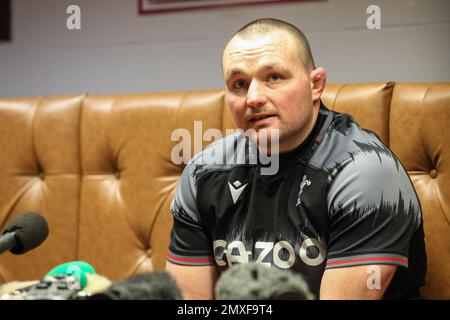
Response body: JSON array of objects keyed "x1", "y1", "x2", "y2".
[
  {"x1": 88, "y1": 272, "x2": 182, "y2": 300},
  {"x1": 0, "y1": 212, "x2": 49, "y2": 255},
  {"x1": 215, "y1": 263, "x2": 315, "y2": 300}
]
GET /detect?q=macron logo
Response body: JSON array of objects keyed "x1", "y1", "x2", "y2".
[{"x1": 228, "y1": 180, "x2": 248, "y2": 204}]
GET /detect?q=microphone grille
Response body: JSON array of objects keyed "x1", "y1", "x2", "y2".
[
  {"x1": 215, "y1": 263, "x2": 315, "y2": 300},
  {"x1": 97, "y1": 272, "x2": 182, "y2": 300}
]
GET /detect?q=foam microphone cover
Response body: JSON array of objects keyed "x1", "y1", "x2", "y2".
[
  {"x1": 3, "y1": 212, "x2": 49, "y2": 254},
  {"x1": 215, "y1": 263, "x2": 315, "y2": 300},
  {"x1": 89, "y1": 272, "x2": 182, "y2": 300}
]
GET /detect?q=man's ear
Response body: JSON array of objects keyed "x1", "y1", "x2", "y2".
[{"x1": 309, "y1": 67, "x2": 327, "y2": 104}]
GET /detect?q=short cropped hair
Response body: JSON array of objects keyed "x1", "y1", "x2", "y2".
[{"x1": 225, "y1": 18, "x2": 316, "y2": 72}]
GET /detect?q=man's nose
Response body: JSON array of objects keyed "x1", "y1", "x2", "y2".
[{"x1": 246, "y1": 80, "x2": 267, "y2": 108}]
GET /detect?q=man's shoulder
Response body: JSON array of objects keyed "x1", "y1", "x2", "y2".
[
  {"x1": 309, "y1": 111, "x2": 396, "y2": 175},
  {"x1": 186, "y1": 130, "x2": 257, "y2": 180},
  {"x1": 313, "y1": 111, "x2": 420, "y2": 220}
]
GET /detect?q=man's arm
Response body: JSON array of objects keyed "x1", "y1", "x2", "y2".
[
  {"x1": 166, "y1": 156, "x2": 219, "y2": 300},
  {"x1": 166, "y1": 261, "x2": 218, "y2": 300},
  {"x1": 322, "y1": 133, "x2": 422, "y2": 299},
  {"x1": 320, "y1": 264, "x2": 396, "y2": 299}
]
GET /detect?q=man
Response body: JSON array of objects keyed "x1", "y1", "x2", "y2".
[{"x1": 166, "y1": 18, "x2": 426, "y2": 300}]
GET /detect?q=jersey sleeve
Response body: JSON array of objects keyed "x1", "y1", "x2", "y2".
[
  {"x1": 167, "y1": 162, "x2": 215, "y2": 266},
  {"x1": 325, "y1": 148, "x2": 422, "y2": 270}
]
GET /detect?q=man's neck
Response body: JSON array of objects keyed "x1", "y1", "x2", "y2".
[{"x1": 277, "y1": 104, "x2": 320, "y2": 154}]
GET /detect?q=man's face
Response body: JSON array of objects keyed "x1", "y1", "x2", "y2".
[{"x1": 223, "y1": 31, "x2": 315, "y2": 153}]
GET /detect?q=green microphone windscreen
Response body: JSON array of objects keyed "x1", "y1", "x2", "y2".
[{"x1": 47, "y1": 261, "x2": 96, "y2": 289}]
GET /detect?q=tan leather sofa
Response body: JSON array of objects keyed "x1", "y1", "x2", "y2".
[{"x1": 0, "y1": 82, "x2": 448, "y2": 299}]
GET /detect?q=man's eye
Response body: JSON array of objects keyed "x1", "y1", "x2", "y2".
[
  {"x1": 233, "y1": 80, "x2": 246, "y2": 89},
  {"x1": 268, "y1": 74, "x2": 282, "y2": 82}
]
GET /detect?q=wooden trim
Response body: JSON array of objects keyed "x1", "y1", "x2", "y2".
[
  {"x1": 138, "y1": 0, "x2": 321, "y2": 15},
  {"x1": 0, "y1": 0, "x2": 11, "y2": 41}
]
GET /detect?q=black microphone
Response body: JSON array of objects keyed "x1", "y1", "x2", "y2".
[
  {"x1": 0, "y1": 212, "x2": 49, "y2": 255},
  {"x1": 215, "y1": 263, "x2": 315, "y2": 300},
  {"x1": 87, "y1": 272, "x2": 182, "y2": 300}
]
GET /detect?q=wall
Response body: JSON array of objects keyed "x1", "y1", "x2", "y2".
[{"x1": 0, "y1": 0, "x2": 448, "y2": 97}]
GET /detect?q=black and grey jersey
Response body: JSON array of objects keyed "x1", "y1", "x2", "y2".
[{"x1": 167, "y1": 103, "x2": 427, "y2": 299}]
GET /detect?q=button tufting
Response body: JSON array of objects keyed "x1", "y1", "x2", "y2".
[
  {"x1": 146, "y1": 248, "x2": 152, "y2": 257},
  {"x1": 39, "y1": 172, "x2": 45, "y2": 180},
  {"x1": 429, "y1": 169, "x2": 437, "y2": 179},
  {"x1": 115, "y1": 171, "x2": 121, "y2": 179}
]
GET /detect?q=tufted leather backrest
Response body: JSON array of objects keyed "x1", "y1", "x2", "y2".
[
  {"x1": 0, "y1": 91, "x2": 232, "y2": 282},
  {"x1": 0, "y1": 96, "x2": 82, "y2": 282},
  {"x1": 389, "y1": 83, "x2": 450, "y2": 300},
  {"x1": 0, "y1": 83, "x2": 448, "y2": 299}
]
